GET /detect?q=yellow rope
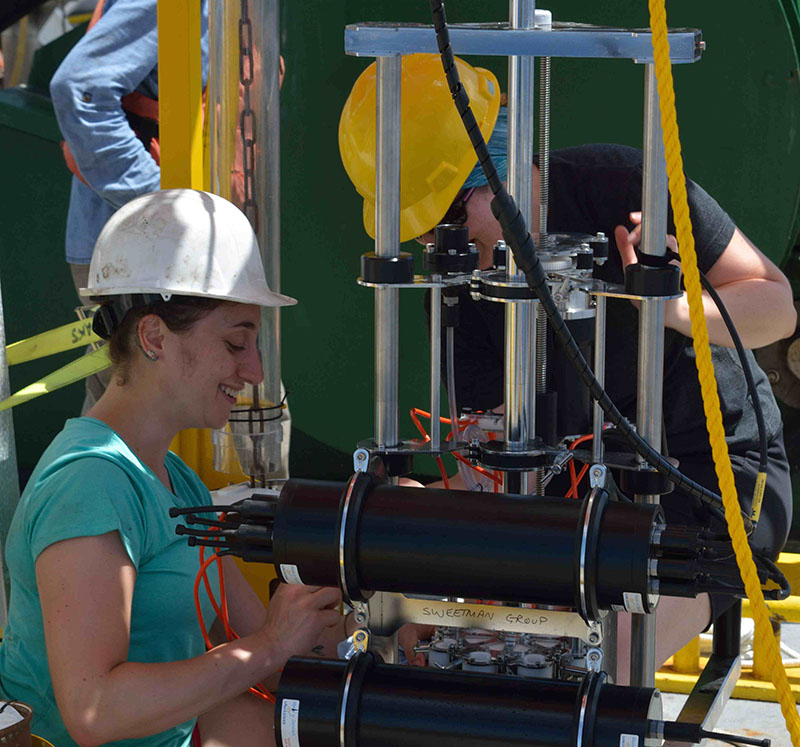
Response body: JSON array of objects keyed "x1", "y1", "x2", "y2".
[{"x1": 648, "y1": 2, "x2": 800, "y2": 742}]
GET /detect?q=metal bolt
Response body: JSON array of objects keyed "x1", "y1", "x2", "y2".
[
  {"x1": 588, "y1": 650, "x2": 601, "y2": 662},
  {"x1": 588, "y1": 632, "x2": 600, "y2": 644},
  {"x1": 355, "y1": 612, "x2": 366, "y2": 623}
]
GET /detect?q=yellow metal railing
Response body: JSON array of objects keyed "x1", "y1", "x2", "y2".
[
  {"x1": 657, "y1": 552, "x2": 800, "y2": 704},
  {"x1": 157, "y1": 0, "x2": 204, "y2": 190}
]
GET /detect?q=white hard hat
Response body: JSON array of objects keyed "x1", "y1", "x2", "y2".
[{"x1": 80, "y1": 189, "x2": 296, "y2": 307}]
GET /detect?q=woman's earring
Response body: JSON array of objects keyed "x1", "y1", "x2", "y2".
[{"x1": 146, "y1": 350, "x2": 158, "y2": 362}]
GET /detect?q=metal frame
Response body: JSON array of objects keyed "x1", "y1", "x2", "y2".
[
  {"x1": 344, "y1": 23, "x2": 703, "y2": 63},
  {"x1": 349, "y1": 3, "x2": 733, "y2": 738}
]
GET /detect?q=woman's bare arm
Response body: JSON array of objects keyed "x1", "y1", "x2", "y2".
[{"x1": 37, "y1": 532, "x2": 341, "y2": 747}]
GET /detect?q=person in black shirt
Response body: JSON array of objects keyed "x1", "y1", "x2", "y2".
[
  {"x1": 413, "y1": 110, "x2": 796, "y2": 681},
  {"x1": 339, "y1": 58, "x2": 796, "y2": 681}
]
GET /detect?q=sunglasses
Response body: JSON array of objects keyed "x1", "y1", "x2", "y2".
[{"x1": 440, "y1": 187, "x2": 476, "y2": 226}]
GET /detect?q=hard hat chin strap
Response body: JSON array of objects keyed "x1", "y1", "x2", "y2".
[{"x1": 91, "y1": 293, "x2": 171, "y2": 340}]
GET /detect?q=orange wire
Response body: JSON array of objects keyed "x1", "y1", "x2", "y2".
[
  {"x1": 566, "y1": 433, "x2": 596, "y2": 499},
  {"x1": 193, "y1": 551, "x2": 221, "y2": 651},
  {"x1": 410, "y1": 409, "x2": 432, "y2": 443},
  {"x1": 410, "y1": 406, "x2": 496, "y2": 488},
  {"x1": 434, "y1": 456, "x2": 450, "y2": 489},
  {"x1": 194, "y1": 547, "x2": 276, "y2": 704}
]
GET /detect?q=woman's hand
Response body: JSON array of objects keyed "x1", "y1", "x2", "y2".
[{"x1": 261, "y1": 583, "x2": 343, "y2": 668}]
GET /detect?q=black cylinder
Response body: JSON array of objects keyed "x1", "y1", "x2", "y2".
[
  {"x1": 272, "y1": 479, "x2": 658, "y2": 612},
  {"x1": 275, "y1": 656, "x2": 657, "y2": 747}
]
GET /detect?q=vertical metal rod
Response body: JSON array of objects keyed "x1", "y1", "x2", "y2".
[
  {"x1": 430, "y1": 282, "x2": 442, "y2": 450},
  {"x1": 630, "y1": 63, "x2": 669, "y2": 689},
  {"x1": 504, "y1": 0, "x2": 536, "y2": 494},
  {"x1": 712, "y1": 601, "x2": 742, "y2": 659},
  {"x1": 530, "y1": 55, "x2": 551, "y2": 495},
  {"x1": 374, "y1": 56, "x2": 402, "y2": 449},
  {"x1": 592, "y1": 294, "x2": 607, "y2": 463},
  {"x1": 538, "y1": 56, "x2": 551, "y2": 242}
]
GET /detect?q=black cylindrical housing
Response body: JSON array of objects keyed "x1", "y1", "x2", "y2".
[
  {"x1": 272, "y1": 479, "x2": 657, "y2": 611},
  {"x1": 275, "y1": 656, "x2": 657, "y2": 747},
  {"x1": 272, "y1": 480, "x2": 342, "y2": 585}
]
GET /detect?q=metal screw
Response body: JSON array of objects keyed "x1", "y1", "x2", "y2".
[
  {"x1": 588, "y1": 632, "x2": 600, "y2": 644},
  {"x1": 355, "y1": 612, "x2": 366, "y2": 624},
  {"x1": 588, "y1": 650, "x2": 601, "y2": 662}
]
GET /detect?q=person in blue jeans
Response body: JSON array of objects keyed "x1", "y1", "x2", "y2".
[
  {"x1": 50, "y1": 0, "x2": 209, "y2": 409},
  {"x1": 0, "y1": 190, "x2": 348, "y2": 746}
]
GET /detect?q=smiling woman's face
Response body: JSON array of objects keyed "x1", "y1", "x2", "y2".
[{"x1": 162, "y1": 303, "x2": 264, "y2": 430}]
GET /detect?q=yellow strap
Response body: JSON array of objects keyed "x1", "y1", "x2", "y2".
[
  {"x1": 6, "y1": 316, "x2": 100, "y2": 366},
  {"x1": 648, "y1": 4, "x2": 800, "y2": 743},
  {"x1": 750, "y1": 471, "x2": 767, "y2": 523},
  {"x1": 66, "y1": 13, "x2": 94, "y2": 25},
  {"x1": 0, "y1": 347, "x2": 111, "y2": 412},
  {"x1": 8, "y1": 16, "x2": 28, "y2": 88}
]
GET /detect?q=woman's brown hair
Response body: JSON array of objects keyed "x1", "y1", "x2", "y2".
[{"x1": 108, "y1": 297, "x2": 224, "y2": 385}]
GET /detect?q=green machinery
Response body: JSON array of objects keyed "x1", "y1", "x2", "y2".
[{"x1": 1, "y1": 0, "x2": 799, "y2": 522}]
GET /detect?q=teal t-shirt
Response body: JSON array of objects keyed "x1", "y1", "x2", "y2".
[{"x1": 0, "y1": 417, "x2": 220, "y2": 746}]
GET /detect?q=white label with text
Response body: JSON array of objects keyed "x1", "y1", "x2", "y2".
[
  {"x1": 280, "y1": 564, "x2": 304, "y2": 585},
  {"x1": 281, "y1": 699, "x2": 301, "y2": 747},
  {"x1": 623, "y1": 592, "x2": 645, "y2": 614}
]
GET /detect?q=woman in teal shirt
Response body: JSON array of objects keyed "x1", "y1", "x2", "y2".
[{"x1": 0, "y1": 189, "x2": 344, "y2": 746}]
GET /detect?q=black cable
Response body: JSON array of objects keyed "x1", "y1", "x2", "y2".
[
  {"x1": 755, "y1": 555, "x2": 791, "y2": 599},
  {"x1": 186, "y1": 537, "x2": 228, "y2": 549},
  {"x1": 186, "y1": 514, "x2": 241, "y2": 529},
  {"x1": 428, "y1": 0, "x2": 753, "y2": 531},
  {"x1": 698, "y1": 265, "x2": 769, "y2": 486},
  {"x1": 169, "y1": 505, "x2": 225, "y2": 517}
]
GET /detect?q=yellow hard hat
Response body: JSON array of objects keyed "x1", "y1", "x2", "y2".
[{"x1": 338, "y1": 53, "x2": 500, "y2": 243}]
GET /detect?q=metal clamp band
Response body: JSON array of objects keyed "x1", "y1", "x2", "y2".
[
  {"x1": 575, "y1": 487, "x2": 608, "y2": 623},
  {"x1": 573, "y1": 670, "x2": 606, "y2": 747},
  {"x1": 337, "y1": 471, "x2": 376, "y2": 605},
  {"x1": 338, "y1": 651, "x2": 378, "y2": 747}
]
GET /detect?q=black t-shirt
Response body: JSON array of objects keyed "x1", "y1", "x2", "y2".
[{"x1": 448, "y1": 144, "x2": 782, "y2": 458}]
